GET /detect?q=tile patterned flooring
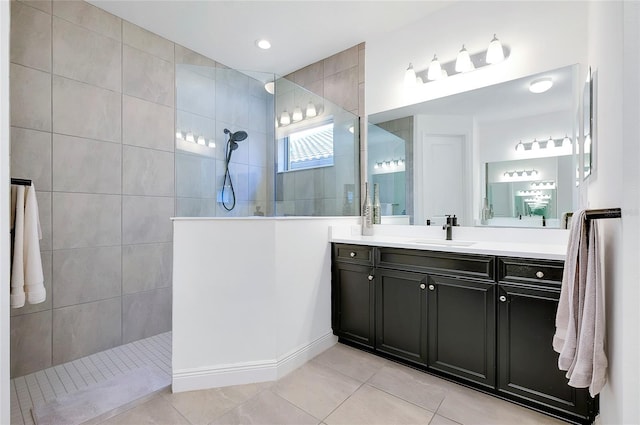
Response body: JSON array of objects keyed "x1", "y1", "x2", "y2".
[{"x1": 82, "y1": 341, "x2": 567, "y2": 425}]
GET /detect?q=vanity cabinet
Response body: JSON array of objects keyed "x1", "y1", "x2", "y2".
[
  {"x1": 332, "y1": 244, "x2": 597, "y2": 424},
  {"x1": 497, "y1": 257, "x2": 596, "y2": 422}
]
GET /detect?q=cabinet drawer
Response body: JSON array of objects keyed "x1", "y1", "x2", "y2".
[
  {"x1": 498, "y1": 257, "x2": 564, "y2": 287},
  {"x1": 378, "y1": 247, "x2": 494, "y2": 280},
  {"x1": 334, "y1": 244, "x2": 374, "y2": 265}
]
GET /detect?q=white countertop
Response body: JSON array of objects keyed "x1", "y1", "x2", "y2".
[{"x1": 330, "y1": 225, "x2": 569, "y2": 260}]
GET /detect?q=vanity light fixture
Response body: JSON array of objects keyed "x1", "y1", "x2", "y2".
[
  {"x1": 503, "y1": 169, "x2": 539, "y2": 180},
  {"x1": 427, "y1": 54, "x2": 443, "y2": 81},
  {"x1": 208, "y1": 140, "x2": 216, "y2": 148},
  {"x1": 197, "y1": 135, "x2": 206, "y2": 145},
  {"x1": 515, "y1": 141, "x2": 525, "y2": 152},
  {"x1": 176, "y1": 130, "x2": 215, "y2": 149},
  {"x1": 529, "y1": 77, "x2": 553, "y2": 94},
  {"x1": 306, "y1": 101, "x2": 317, "y2": 118},
  {"x1": 185, "y1": 131, "x2": 195, "y2": 143},
  {"x1": 404, "y1": 63, "x2": 417, "y2": 87},
  {"x1": 531, "y1": 181, "x2": 556, "y2": 189},
  {"x1": 176, "y1": 130, "x2": 184, "y2": 140},
  {"x1": 455, "y1": 45, "x2": 474, "y2": 73},
  {"x1": 486, "y1": 34, "x2": 505, "y2": 64},
  {"x1": 562, "y1": 135, "x2": 572, "y2": 148},
  {"x1": 292, "y1": 106, "x2": 303, "y2": 122},
  {"x1": 546, "y1": 136, "x2": 555, "y2": 149},
  {"x1": 531, "y1": 139, "x2": 540, "y2": 150}
]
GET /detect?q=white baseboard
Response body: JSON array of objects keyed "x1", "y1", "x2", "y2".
[{"x1": 172, "y1": 332, "x2": 337, "y2": 393}]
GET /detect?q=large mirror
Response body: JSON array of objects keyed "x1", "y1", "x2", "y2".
[{"x1": 368, "y1": 64, "x2": 580, "y2": 228}]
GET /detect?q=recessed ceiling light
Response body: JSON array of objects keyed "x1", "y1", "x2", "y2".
[
  {"x1": 529, "y1": 77, "x2": 553, "y2": 93},
  {"x1": 256, "y1": 39, "x2": 271, "y2": 50}
]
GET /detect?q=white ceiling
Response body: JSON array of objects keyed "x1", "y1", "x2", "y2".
[{"x1": 89, "y1": 0, "x2": 455, "y2": 76}]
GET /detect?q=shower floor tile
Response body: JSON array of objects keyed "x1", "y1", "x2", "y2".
[{"x1": 10, "y1": 332, "x2": 172, "y2": 425}]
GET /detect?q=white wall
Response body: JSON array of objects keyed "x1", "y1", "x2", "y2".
[
  {"x1": 586, "y1": 2, "x2": 640, "y2": 424},
  {"x1": 172, "y1": 217, "x2": 357, "y2": 392},
  {"x1": 1, "y1": 0, "x2": 10, "y2": 422},
  {"x1": 366, "y1": 1, "x2": 588, "y2": 116}
]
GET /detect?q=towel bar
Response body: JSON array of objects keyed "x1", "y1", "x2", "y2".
[{"x1": 11, "y1": 178, "x2": 32, "y2": 186}]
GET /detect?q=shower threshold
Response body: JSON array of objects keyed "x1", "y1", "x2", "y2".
[{"x1": 11, "y1": 332, "x2": 172, "y2": 425}]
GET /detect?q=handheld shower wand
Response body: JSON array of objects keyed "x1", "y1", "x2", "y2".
[{"x1": 221, "y1": 128, "x2": 248, "y2": 211}]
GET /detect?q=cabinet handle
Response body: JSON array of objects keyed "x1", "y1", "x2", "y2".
[
  {"x1": 368, "y1": 275, "x2": 374, "y2": 281},
  {"x1": 420, "y1": 283, "x2": 426, "y2": 290},
  {"x1": 499, "y1": 295, "x2": 507, "y2": 302},
  {"x1": 536, "y1": 271, "x2": 544, "y2": 278},
  {"x1": 428, "y1": 284, "x2": 435, "y2": 291},
  {"x1": 350, "y1": 252, "x2": 356, "y2": 258}
]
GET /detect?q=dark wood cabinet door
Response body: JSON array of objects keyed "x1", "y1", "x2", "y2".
[
  {"x1": 333, "y1": 262, "x2": 375, "y2": 349},
  {"x1": 375, "y1": 269, "x2": 428, "y2": 366},
  {"x1": 427, "y1": 275, "x2": 496, "y2": 389},
  {"x1": 497, "y1": 284, "x2": 594, "y2": 420}
]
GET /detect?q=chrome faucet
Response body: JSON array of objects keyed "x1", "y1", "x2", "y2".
[{"x1": 443, "y1": 215, "x2": 456, "y2": 240}]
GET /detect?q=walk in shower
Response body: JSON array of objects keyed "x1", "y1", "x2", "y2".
[{"x1": 174, "y1": 65, "x2": 361, "y2": 218}]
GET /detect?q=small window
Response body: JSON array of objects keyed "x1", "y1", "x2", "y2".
[{"x1": 282, "y1": 122, "x2": 334, "y2": 171}]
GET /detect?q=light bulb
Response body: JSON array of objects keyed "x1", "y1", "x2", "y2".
[
  {"x1": 531, "y1": 170, "x2": 539, "y2": 177},
  {"x1": 292, "y1": 106, "x2": 303, "y2": 122},
  {"x1": 455, "y1": 45, "x2": 473, "y2": 73},
  {"x1": 175, "y1": 130, "x2": 183, "y2": 140},
  {"x1": 515, "y1": 141, "x2": 525, "y2": 152},
  {"x1": 186, "y1": 131, "x2": 195, "y2": 143},
  {"x1": 404, "y1": 63, "x2": 417, "y2": 87},
  {"x1": 531, "y1": 139, "x2": 540, "y2": 150},
  {"x1": 306, "y1": 101, "x2": 317, "y2": 118},
  {"x1": 562, "y1": 135, "x2": 571, "y2": 148},
  {"x1": 546, "y1": 137, "x2": 555, "y2": 149},
  {"x1": 208, "y1": 140, "x2": 216, "y2": 148},
  {"x1": 374, "y1": 163, "x2": 379, "y2": 169},
  {"x1": 280, "y1": 110, "x2": 290, "y2": 126},
  {"x1": 197, "y1": 135, "x2": 205, "y2": 145},
  {"x1": 427, "y1": 54, "x2": 442, "y2": 81},
  {"x1": 486, "y1": 34, "x2": 505, "y2": 64}
]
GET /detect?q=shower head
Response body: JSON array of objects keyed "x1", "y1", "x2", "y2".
[{"x1": 224, "y1": 128, "x2": 248, "y2": 143}]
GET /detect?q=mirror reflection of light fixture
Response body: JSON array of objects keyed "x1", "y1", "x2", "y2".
[
  {"x1": 427, "y1": 54, "x2": 443, "y2": 81},
  {"x1": 176, "y1": 130, "x2": 184, "y2": 140},
  {"x1": 208, "y1": 140, "x2": 216, "y2": 148},
  {"x1": 486, "y1": 34, "x2": 505, "y2": 64},
  {"x1": 546, "y1": 136, "x2": 555, "y2": 149},
  {"x1": 404, "y1": 63, "x2": 417, "y2": 87},
  {"x1": 529, "y1": 77, "x2": 553, "y2": 93},
  {"x1": 264, "y1": 81, "x2": 275, "y2": 94},
  {"x1": 280, "y1": 110, "x2": 291, "y2": 126},
  {"x1": 585, "y1": 134, "x2": 591, "y2": 153},
  {"x1": 186, "y1": 131, "x2": 195, "y2": 143},
  {"x1": 503, "y1": 169, "x2": 539, "y2": 181},
  {"x1": 197, "y1": 135, "x2": 206, "y2": 145},
  {"x1": 563, "y1": 135, "x2": 572, "y2": 148},
  {"x1": 306, "y1": 101, "x2": 317, "y2": 118},
  {"x1": 515, "y1": 141, "x2": 525, "y2": 152},
  {"x1": 292, "y1": 106, "x2": 303, "y2": 122},
  {"x1": 455, "y1": 45, "x2": 474, "y2": 73}
]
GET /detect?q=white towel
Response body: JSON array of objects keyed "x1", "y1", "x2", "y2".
[
  {"x1": 553, "y1": 209, "x2": 607, "y2": 397},
  {"x1": 10, "y1": 184, "x2": 45, "y2": 307}
]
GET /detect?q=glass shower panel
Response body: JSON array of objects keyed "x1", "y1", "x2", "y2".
[
  {"x1": 274, "y1": 77, "x2": 360, "y2": 216},
  {"x1": 174, "y1": 61, "x2": 274, "y2": 217}
]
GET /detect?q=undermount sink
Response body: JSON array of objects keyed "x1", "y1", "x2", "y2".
[{"x1": 408, "y1": 239, "x2": 476, "y2": 247}]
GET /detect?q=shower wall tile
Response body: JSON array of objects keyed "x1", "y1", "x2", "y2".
[
  {"x1": 123, "y1": 45, "x2": 174, "y2": 107},
  {"x1": 11, "y1": 250, "x2": 52, "y2": 317},
  {"x1": 122, "y1": 196, "x2": 174, "y2": 244},
  {"x1": 52, "y1": 192, "x2": 121, "y2": 249},
  {"x1": 216, "y1": 82, "x2": 249, "y2": 129},
  {"x1": 52, "y1": 134, "x2": 121, "y2": 194},
  {"x1": 323, "y1": 167, "x2": 337, "y2": 199},
  {"x1": 10, "y1": 63, "x2": 51, "y2": 131},
  {"x1": 123, "y1": 21, "x2": 174, "y2": 62},
  {"x1": 123, "y1": 146, "x2": 174, "y2": 197},
  {"x1": 18, "y1": 0, "x2": 52, "y2": 14},
  {"x1": 10, "y1": 1, "x2": 51, "y2": 72},
  {"x1": 215, "y1": 201, "x2": 249, "y2": 218},
  {"x1": 358, "y1": 47, "x2": 365, "y2": 84},
  {"x1": 176, "y1": 197, "x2": 216, "y2": 217},
  {"x1": 248, "y1": 132, "x2": 267, "y2": 167},
  {"x1": 175, "y1": 44, "x2": 216, "y2": 67},
  {"x1": 248, "y1": 165, "x2": 267, "y2": 202},
  {"x1": 324, "y1": 45, "x2": 358, "y2": 77},
  {"x1": 52, "y1": 297, "x2": 121, "y2": 364},
  {"x1": 123, "y1": 95, "x2": 174, "y2": 152},
  {"x1": 289, "y1": 61, "x2": 324, "y2": 87},
  {"x1": 248, "y1": 95, "x2": 268, "y2": 135},
  {"x1": 176, "y1": 66, "x2": 215, "y2": 117},
  {"x1": 36, "y1": 191, "x2": 52, "y2": 251},
  {"x1": 122, "y1": 243, "x2": 172, "y2": 294},
  {"x1": 216, "y1": 66, "x2": 249, "y2": 90},
  {"x1": 52, "y1": 0, "x2": 121, "y2": 41},
  {"x1": 10, "y1": 127, "x2": 52, "y2": 191},
  {"x1": 294, "y1": 168, "x2": 325, "y2": 200},
  {"x1": 52, "y1": 17, "x2": 121, "y2": 91},
  {"x1": 215, "y1": 160, "x2": 249, "y2": 202},
  {"x1": 52, "y1": 246, "x2": 121, "y2": 308},
  {"x1": 52, "y1": 76, "x2": 122, "y2": 143},
  {"x1": 324, "y1": 67, "x2": 358, "y2": 113},
  {"x1": 10, "y1": 310, "x2": 52, "y2": 377},
  {"x1": 122, "y1": 288, "x2": 171, "y2": 343},
  {"x1": 175, "y1": 153, "x2": 216, "y2": 198}
]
